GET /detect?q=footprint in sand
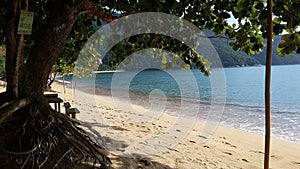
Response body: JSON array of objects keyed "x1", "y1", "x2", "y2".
[
  {"x1": 203, "y1": 145, "x2": 211, "y2": 149},
  {"x1": 292, "y1": 161, "x2": 300, "y2": 165},
  {"x1": 270, "y1": 154, "x2": 283, "y2": 160},
  {"x1": 250, "y1": 150, "x2": 264, "y2": 154},
  {"x1": 223, "y1": 151, "x2": 233, "y2": 155},
  {"x1": 189, "y1": 140, "x2": 196, "y2": 143},
  {"x1": 217, "y1": 138, "x2": 238, "y2": 149},
  {"x1": 198, "y1": 135, "x2": 208, "y2": 139},
  {"x1": 242, "y1": 158, "x2": 249, "y2": 163},
  {"x1": 222, "y1": 141, "x2": 237, "y2": 148}
]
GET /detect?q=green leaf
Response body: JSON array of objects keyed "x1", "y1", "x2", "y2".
[
  {"x1": 273, "y1": 17, "x2": 280, "y2": 24},
  {"x1": 161, "y1": 56, "x2": 167, "y2": 64}
]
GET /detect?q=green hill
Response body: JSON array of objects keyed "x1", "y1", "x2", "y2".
[
  {"x1": 205, "y1": 30, "x2": 300, "y2": 67},
  {"x1": 251, "y1": 36, "x2": 300, "y2": 65},
  {"x1": 99, "y1": 30, "x2": 300, "y2": 69},
  {"x1": 209, "y1": 38, "x2": 261, "y2": 67}
]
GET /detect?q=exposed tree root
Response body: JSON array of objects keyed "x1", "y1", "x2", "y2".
[
  {"x1": 0, "y1": 100, "x2": 111, "y2": 169},
  {"x1": 0, "y1": 97, "x2": 31, "y2": 123}
]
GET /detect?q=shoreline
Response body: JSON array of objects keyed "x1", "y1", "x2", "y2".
[
  {"x1": 93, "y1": 70, "x2": 125, "y2": 74},
  {"x1": 54, "y1": 78, "x2": 300, "y2": 144},
  {"x1": 51, "y1": 82, "x2": 300, "y2": 169}
]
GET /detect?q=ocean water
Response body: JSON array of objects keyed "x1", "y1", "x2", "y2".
[{"x1": 66, "y1": 65, "x2": 300, "y2": 143}]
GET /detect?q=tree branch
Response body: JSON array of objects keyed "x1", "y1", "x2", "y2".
[
  {"x1": 0, "y1": 97, "x2": 31, "y2": 123},
  {"x1": 206, "y1": 35, "x2": 234, "y2": 40},
  {"x1": 77, "y1": 0, "x2": 118, "y2": 22}
]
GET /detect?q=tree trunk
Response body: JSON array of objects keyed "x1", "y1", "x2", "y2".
[
  {"x1": 4, "y1": 0, "x2": 106, "y2": 101},
  {"x1": 3, "y1": 0, "x2": 80, "y2": 112},
  {"x1": 20, "y1": 1, "x2": 79, "y2": 99},
  {"x1": 5, "y1": 0, "x2": 20, "y2": 99},
  {"x1": 1, "y1": 1, "x2": 112, "y2": 168}
]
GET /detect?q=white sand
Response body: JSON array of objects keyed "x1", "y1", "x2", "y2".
[{"x1": 39, "y1": 82, "x2": 300, "y2": 168}]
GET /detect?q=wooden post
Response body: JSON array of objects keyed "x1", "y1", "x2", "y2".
[
  {"x1": 62, "y1": 75, "x2": 66, "y2": 94},
  {"x1": 264, "y1": 0, "x2": 273, "y2": 168}
]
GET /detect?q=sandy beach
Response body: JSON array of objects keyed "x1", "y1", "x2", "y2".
[
  {"x1": 48, "y1": 82, "x2": 300, "y2": 169},
  {"x1": 2, "y1": 82, "x2": 300, "y2": 168}
]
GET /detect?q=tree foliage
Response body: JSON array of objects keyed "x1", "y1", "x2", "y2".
[
  {"x1": 56, "y1": 0, "x2": 300, "y2": 77},
  {"x1": 2, "y1": 1, "x2": 300, "y2": 77}
]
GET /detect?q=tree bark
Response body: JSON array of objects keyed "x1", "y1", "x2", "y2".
[
  {"x1": 20, "y1": 0, "x2": 103, "y2": 98},
  {"x1": 4, "y1": 0, "x2": 111, "y2": 101},
  {"x1": 5, "y1": 0, "x2": 20, "y2": 99},
  {"x1": 20, "y1": 1, "x2": 80, "y2": 99},
  {"x1": 2, "y1": 0, "x2": 90, "y2": 117}
]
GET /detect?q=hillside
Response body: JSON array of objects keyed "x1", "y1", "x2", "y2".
[
  {"x1": 209, "y1": 38, "x2": 261, "y2": 67},
  {"x1": 99, "y1": 30, "x2": 300, "y2": 70},
  {"x1": 251, "y1": 36, "x2": 300, "y2": 65},
  {"x1": 204, "y1": 30, "x2": 300, "y2": 67}
]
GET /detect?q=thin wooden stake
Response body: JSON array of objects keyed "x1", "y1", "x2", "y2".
[
  {"x1": 264, "y1": 0, "x2": 273, "y2": 168},
  {"x1": 62, "y1": 75, "x2": 66, "y2": 94}
]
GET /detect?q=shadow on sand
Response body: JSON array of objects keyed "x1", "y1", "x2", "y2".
[{"x1": 78, "y1": 121, "x2": 175, "y2": 169}]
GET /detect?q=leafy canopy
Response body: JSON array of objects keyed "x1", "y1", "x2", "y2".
[{"x1": 1, "y1": 0, "x2": 300, "y2": 76}]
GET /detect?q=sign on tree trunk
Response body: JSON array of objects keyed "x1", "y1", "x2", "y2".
[{"x1": 17, "y1": 10, "x2": 34, "y2": 35}]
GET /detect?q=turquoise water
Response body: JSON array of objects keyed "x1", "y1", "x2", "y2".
[{"x1": 66, "y1": 65, "x2": 300, "y2": 143}]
